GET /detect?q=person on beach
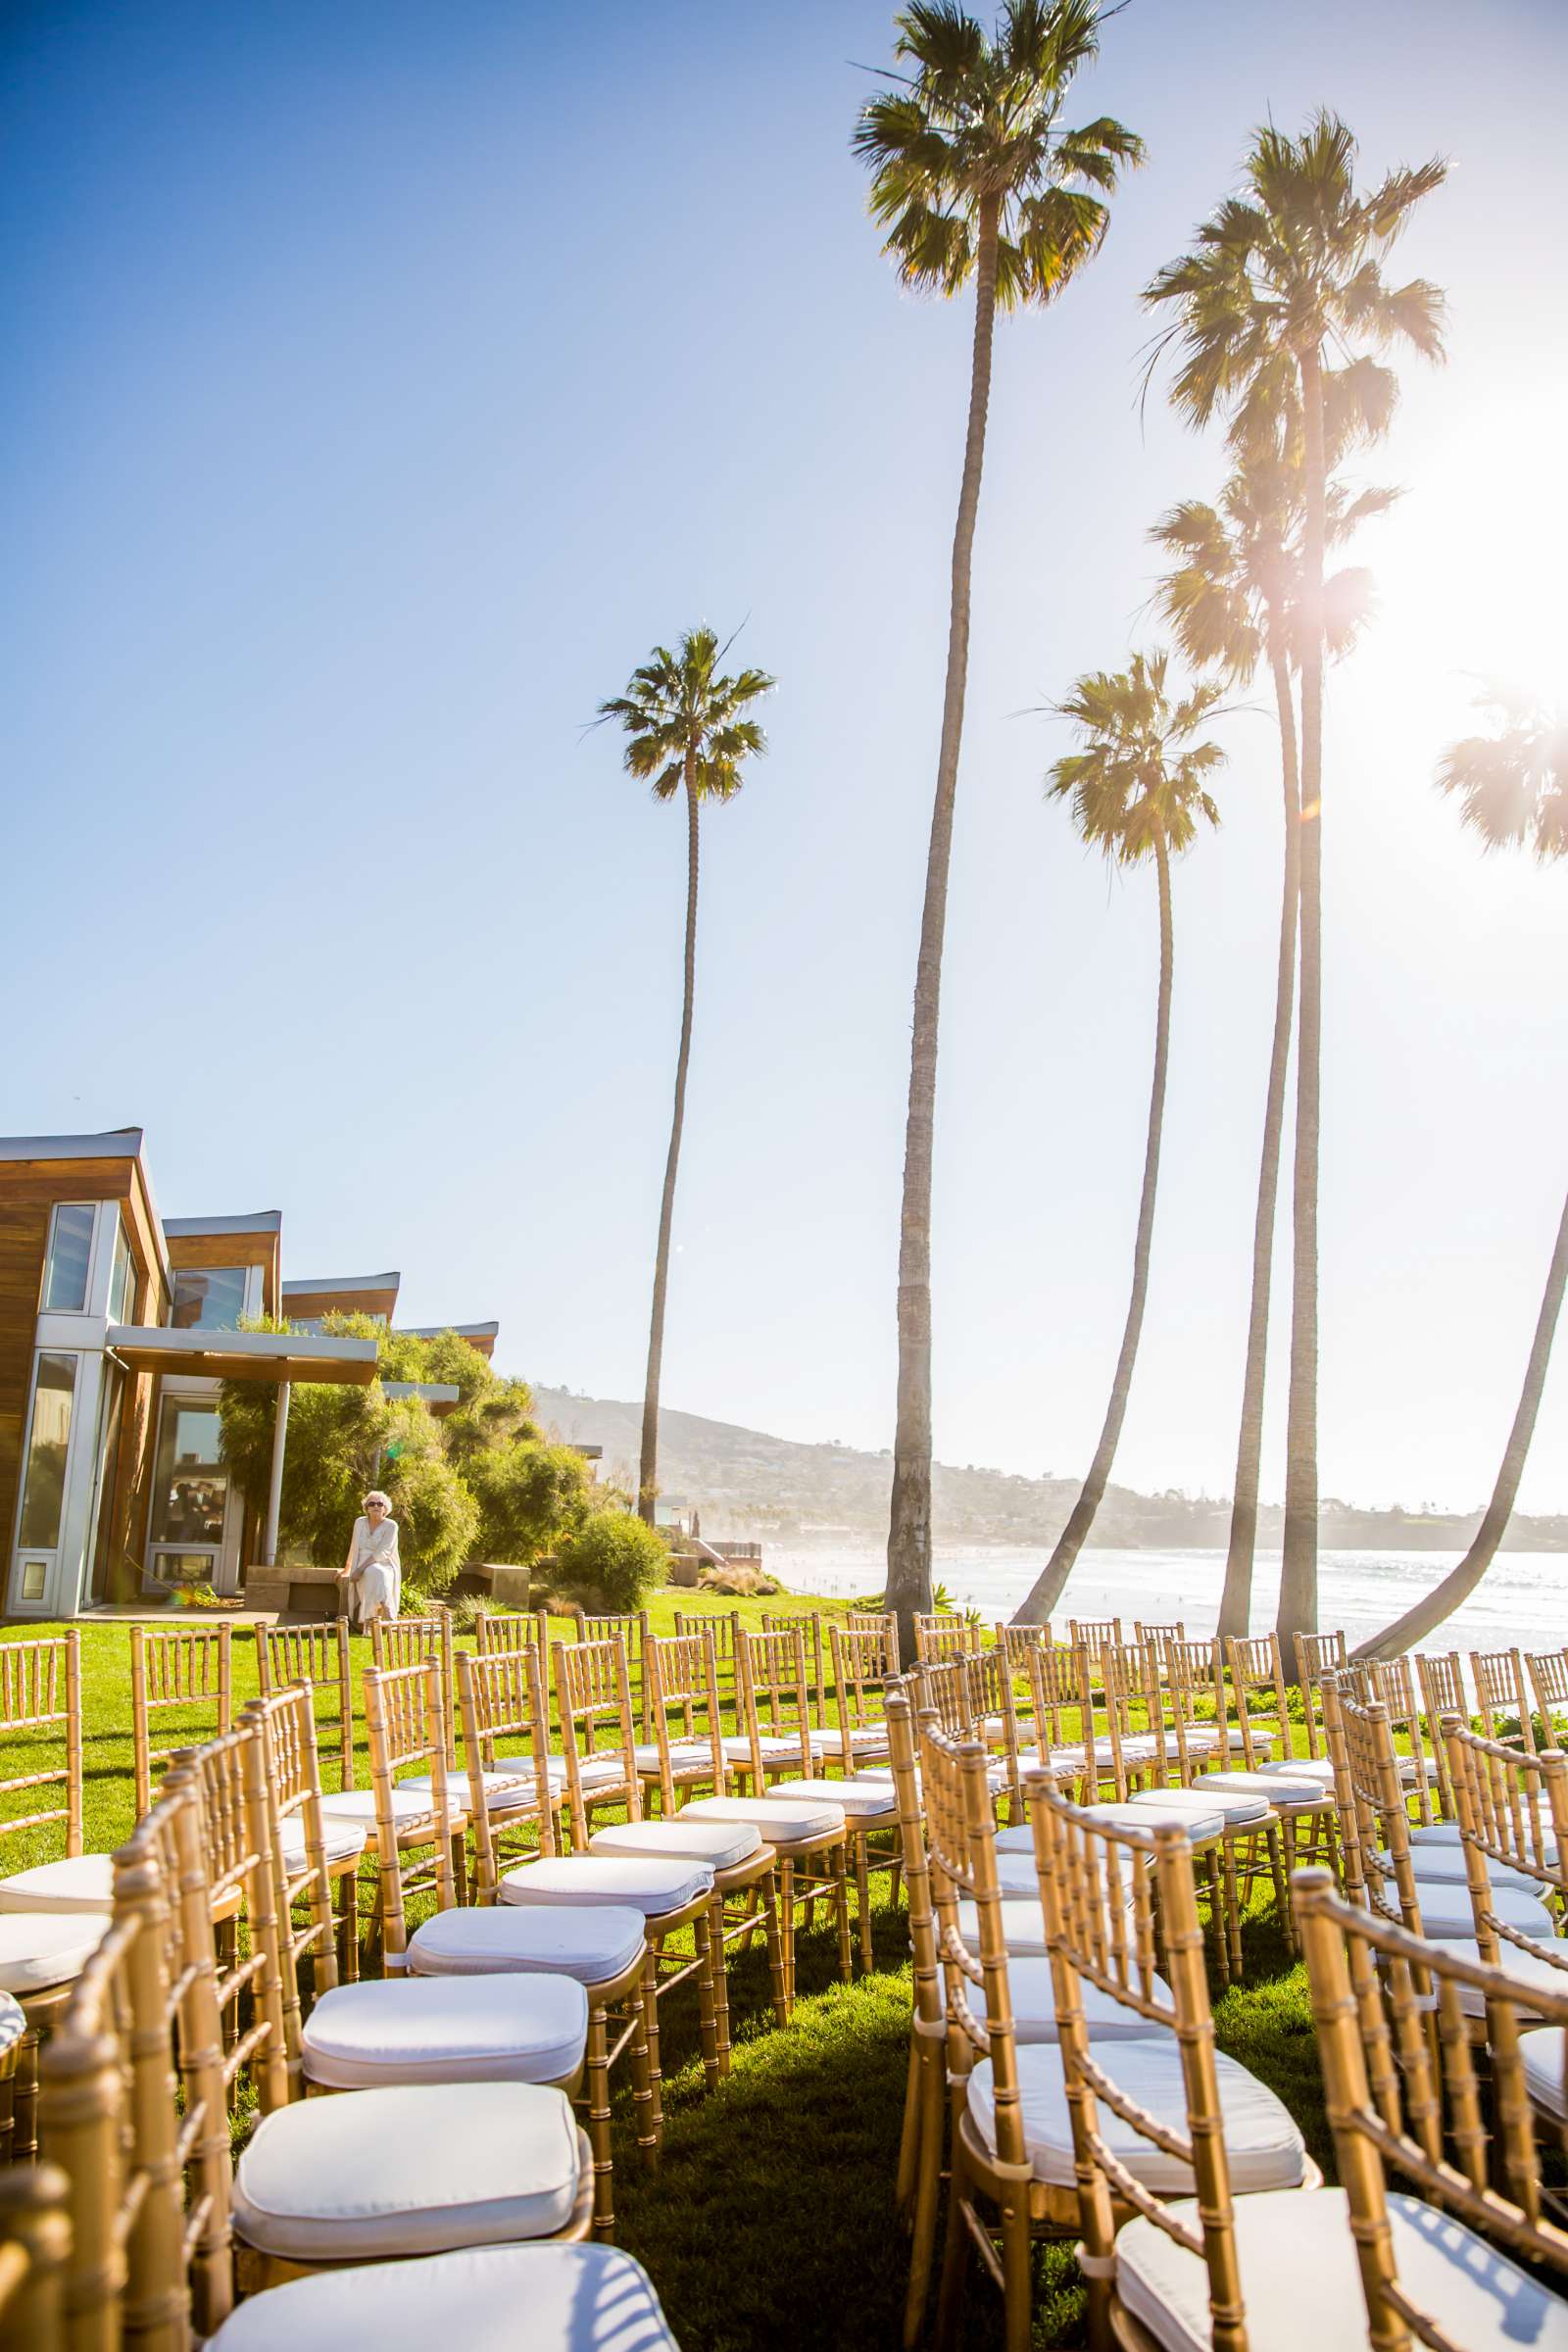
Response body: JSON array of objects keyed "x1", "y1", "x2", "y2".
[{"x1": 340, "y1": 1489, "x2": 401, "y2": 1628}]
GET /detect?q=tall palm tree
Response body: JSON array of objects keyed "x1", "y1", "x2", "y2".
[
  {"x1": 1012, "y1": 652, "x2": 1224, "y2": 1624},
  {"x1": 1355, "y1": 690, "x2": 1568, "y2": 1658},
  {"x1": 1145, "y1": 114, "x2": 1445, "y2": 1653},
  {"x1": 855, "y1": 1, "x2": 1142, "y2": 1657},
  {"x1": 1152, "y1": 450, "x2": 1392, "y2": 1637},
  {"x1": 598, "y1": 627, "x2": 773, "y2": 1524}
]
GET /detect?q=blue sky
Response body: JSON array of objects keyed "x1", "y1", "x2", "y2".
[{"x1": 4, "y1": 0, "x2": 1565, "y2": 1518}]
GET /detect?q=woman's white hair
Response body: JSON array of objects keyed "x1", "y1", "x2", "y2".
[{"x1": 362, "y1": 1490, "x2": 392, "y2": 1513}]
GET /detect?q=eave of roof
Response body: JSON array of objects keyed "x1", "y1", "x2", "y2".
[{"x1": 165, "y1": 1211, "x2": 284, "y2": 1238}]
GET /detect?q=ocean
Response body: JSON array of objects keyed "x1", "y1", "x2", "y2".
[{"x1": 764, "y1": 1542, "x2": 1568, "y2": 1655}]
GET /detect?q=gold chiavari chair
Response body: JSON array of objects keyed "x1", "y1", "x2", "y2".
[
  {"x1": 1332, "y1": 1685, "x2": 1560, "y2": 1969},
  {"x1": 1291, "y1": 1626, "x2": 1348, "y2": 1756},
  {"x1": 673, "y1": 1606, "x2": 741, "y2": 1689},
  {"x1": 1025, "y1": 1781, "x2": 1314, "y2": 2352},
  {"x1": 1067, "y1": 1614, "x2": 1123, "y2": 1660},
  {"x1": 1199, "y1": 1636, "x2": 1341, "y2": 1894},
  {"x1": 0, "y1": 2160, "x2": 68, "y2": 2352},
  {"x1": 1296, "y1": 1862, "x2": 1568, "y2": 2341},
  {"x1": 568, "y1": 1611, "x2": 652, "y2": 1740},
  {"x1": 1472, "y1": 1644, "x2": 1535, "y2": 1748},
  {"x1": 1442, "y1": 1720, "x2": 1568, "y2": 2054},
  {"x1": 1351, "y1": 1652, "x2": 1446, "y2": 1823},
  {"x1": 0, "y1": 1632, "x2": 108, "y2": 2164},
  {"x1": 358, "y1": 1659, "x2": 466, "y2": 1971},
  {"x1": 1133, "y1": 1617, "x2": 1184, "y2": 1653},
  {"x1": 255, "y1": 1620, "x2": 356, "y2": 1791},
  {"x1": 1414, "y1": 1649, "x2": 1468, "y2": 1817},
  {"x1": 369, "y1": 1608, "x2": 457, "y2": 1763},
  {"x1": 737, "y1": 1623, "x2": 897, "y2": 1976},
  {"x1": 1022, "y1": 1638, "x2": 1099, "y2": 1799},
  {"x1": 913, "y1": 1613, "x2": 981, "y2": 1666},
  {"x1": 1097, "y1": 1641, "x2": 1170, "y2": 1798},
  {"x1": 884, "y1": 1689, "x2": 952, "y2": 2350},
  {"x1": 1530, "y1": 1650, "x2": 1568, "y2": 1751},
  {"x1": 761, "y1": 1607, "x2": 828, "y2": 1719},
  {"x1": 176, "y1": 1729, "x2": 292, "y2": 2116},
  {"x1": 548, "y1": 1635, "x2": 781, "y2": 2085},
  {"x1": 0, "y1": 1995, "x2": 23, "y2": 2166},
  {"x1": 247, "y1": 1689, "x2": 356, "y2": 2022},
  {"x1": 994, "y1": 1620, "x2": 1051, "y2": 1678},
  {"x1": 470, "y1": 1606, "x2": 553, "y2": 1755},
  {"x1": 129, "y1": 1620, "x2": 233, "y2": 1818},
  {"x1": 817, "y1": 1618, "x2": 897, "y2": 1771}
]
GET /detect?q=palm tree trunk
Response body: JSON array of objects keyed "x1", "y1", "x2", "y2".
[
  {"x1": 1217, "y1": 648, "x2": 1301, "y2": 1638},
  {"x1": 887, "y1": 194, "x2": 1001, "y2": 1664},
  {"x1": 1350, "y1": 1181, "x2": 1568, "y2": 1659},
  {"x1": 638, "y1": 759, "x2": 701, "y2": 1523},
  {"x1": 1013, "y1": 828, "x2": 1175, "y2": 1625},
  {"x1": 1277, "y1": 342, "x2": 1327, "y2": 1661}
]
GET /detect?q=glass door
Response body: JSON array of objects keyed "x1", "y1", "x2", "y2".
[{"x1": 145, "y1": 1396, "x2": 240, "y2": 1595}]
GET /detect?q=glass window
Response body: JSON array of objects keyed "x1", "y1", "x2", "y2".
[
  {"x1": 171, "y1": 1267, "x2": 248, "y2": 1331},
  {"x1": 19, "y1": 1561, "x2": 47, "y2": 1602},
  {"x1": 18, "y1": 1352, "x2": 78, "y2": 1547},
  {"x1": 42, "y1": 1203, "x2": 95, "y2": 1311},
  {"x1": 107, "y1": 1214, "x2": 134, "y2": 1325},
  {"x1": 150, "y1": 1402, "x2": 229, "y2": 1545}
]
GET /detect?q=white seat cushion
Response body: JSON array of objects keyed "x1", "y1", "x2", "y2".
[
  {"x1": 963, "y1": 1954, "x2": 1173, "y2": 2044},
  {"x1": 408, "y1": 1905, "x2": 645, "y2": 1985},
  {"x1": 1405, "y1": 1880, "x2": 1555, "y2": 1941},
  {"x1": 587, "y1": 1818, "x2": 761, "y2": 1870},
  {"x1": 811, "y1": 1726, "x2": 890, "y2": 1757},
  {"x1": 674, "y1": 1793, "x2": 845, "y2": 1842},
  {"x1": 0, "y1": 1910, "x2": 111, "y2": 1993},
  {"x1": 1524, "y1": 2028, "x2": 1568, "y2": 2124},
  {"x1": 1428, "y1": 1937, "x2": 1568, "y2": 2018},
  {"x1": 208, "y1": 2243, "x2": 680, "y2": 2352},
  {"x1": 1200, "y1": 1772, "x2": 1335, "y2": 1814},
  {"x1": 1086, "y1": 1801, "x2": 1225, "y2": 1845},
  {"x1": 631, "y1": 1740, "x2": 713, "y2": 1775},
  {"x1": 995, "y1": 1825, "x2": 1035, "y2": 1854},
  {"x1": 765, "y1": 1777, "x2": 898, "y2": 1820},
  {"x1": 1116, "y1": 2186, "x2": 1568, "y2": 2352},
  {"x1": 1374, "y1": 1842, "x2": 1546, "y2": 1894},
  {"x1": 968, "y1": 2040, "x2": 1307, "y2": 2193},
  {"x1": 1410, "y1": 1812, "x2": 1556, "y2": 1856},
  {"x1": 300, "y1": 1974, "x2": 588, "y2": 2089},
  {"x1": 0, "y1": 1853, "x2": 113, "y2": 1915},
  {"x1": 316, "y1": 1788, "x2": 454, "y2": 1831},
  {"x1": 1264, "y1": 1755, "x2": 1338, "y2": 1788},
  {"x1": 277, "y1": 1815, "x2": 367, "y2": 1870},
  {"x1": 720, "y1": 1735, "x2": 812, "y2": 1767},
  {"x1": 232, "y1": 2082, "x2": 580, "y2": 2257},
  {"x1": 1127, "y1": 1786, "x2": 1271, "y2": 1828},
  {"x1": 953, "y1": 1892, "x2": 1139, "y2": 1960},
  {"x1": 500, "y1": 1855, "x2": 713, "y2": 1916},
  {"x1": 406, "y1": 1768, "x2": 553, "y2": 1816}
]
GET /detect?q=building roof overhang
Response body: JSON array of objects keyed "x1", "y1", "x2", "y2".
[
  {"x1": 282, "y1": 1272, "x2": 400, "y2": 1298},
  {"x1": 165, "y1": 1211, "x2": 283, "y2": 1239},
  {"x1": 106, "y1": 1326, "x2": 378, "y2": 1385},
  {"x1": 382, "y1": 1380, "x2": 463, "y2": 1416}
]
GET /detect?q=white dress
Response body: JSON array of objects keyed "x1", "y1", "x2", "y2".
[{"x1": 348, "y1": 1515, "x2": 401, "y2": 1623}]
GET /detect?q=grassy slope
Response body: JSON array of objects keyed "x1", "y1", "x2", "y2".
[{"x1": 2, "y1": 1599, "x2": 1327, "y2": 2351}]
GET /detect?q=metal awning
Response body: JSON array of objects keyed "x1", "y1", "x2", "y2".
[
  {"x1": 106, "y1": 1325, "x2": 379, "y2": 1385},
  {"x1": 382, "y1": 1380, "x2": 462, "y2": 1417}
]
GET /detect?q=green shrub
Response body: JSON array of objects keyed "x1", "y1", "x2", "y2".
[
  {"x1": 388, "y1": 1448, "x2": 478, "y2": 1596},
  {"x1": 467, "y1": 1440, "x2": 591, "y2": 1565},
  {"x1": 552, "y1": 1509, "x2": 668, "y2": 1612}
]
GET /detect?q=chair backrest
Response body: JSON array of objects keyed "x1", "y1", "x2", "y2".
[
  {"x1": 883, "y1": 1690, "x2": 944, "y2": 2050},
  {"x1": 761, "y1": 1610, "x2": 827, "y2": 1714},
  {"x1": 674, "y1": 1608, "x2": 740, "y2": 1676},
  {"x1": 42, "y1": 1775, "x2": 236, "y2": 2346},
  {"x1": 1066, "y1": 1616, "x2": 1122, "y2": 1663},
  {"x1": 0, "y1": 2161, "x2": 69, "y2": 2352},
  {"x1": 1360, "y1": 1652, "x2": 1443, "y2": 1824},
  {"x1": 1527, "y1": 1649, "x2": 1568, "y2": 1749},
  {"x1": 1025, "y1": 1640, "x2": 1096, "y2": 1782},
  {"x1": 456, "y1": 1645, "x2": 562, "y2": 1903},
  {"x1": 827, "y1": 1620, "x2": 898, "y2": 1749},
  {"x1": 1221, "y1": 1633, "x2": 1293, "y2": 1772},
  {"x1": 254, "y1": 1620, "x2": 355, "y2": 1790},
  {"x1": 908, "y1": 1656, "x2": 973, "y2": 1743},
  {"x1": 129, "y1": 1622, "x2": 233, "y2": 1818},
  {"x1": 0, "y1": 1632, "x2": 81, "y2": 1870},
  {"x1": 571, "y1": 1612, "x2": 651, "y2": 1738},
  {"x1": 175, "y1": 1726, "x2": 289, "y2": 2117},
  {"x1": 735, "y1": 1625, "x2": 816, "y2": 1783},
  {"x1": 1026, "y1": 1779, "x2": 1235, "y2": 2346},
  {"x1": 1132, "y1": 1617, "x2": 1184, "y2": 1651},
  {"x1": 1413, "y1": 1651, "x2": 1466, "y2": 1817},
  {"x1": 961, "y1": 1646, "x2": 1025, "y2": 1813},
  {"x1": 912, "y1": 1613, "x2": 979, "y2": 1665},
  {"x1": 370, "y1": 1609, "x2": 456, "y2": 1764},
  {"x1": 994, "y1": 1621, "x2": 1052, "y2": 1672},
  {"x1": 913, "y1": 1708, "x2": 1022, "y2": 2132},
  {"x1": 1470, "y1": 1646, "x2": 1534, "y2": 1749},
  {"x1": 1331, "y1": 1686, "x2": 1436, "y2": 1938},
  {"x1": 1099, "y1": 1640, "x2": 1171, "y2": 1797},
  {"x1": 1292, "y1": 1628, "x2": 1348, "y2": 1755},
  {"x1": 553, "y1": 1634, "x2": 643, "y2": 1841},
  {"x1": 473, "y1": 1606, "x2": 553, "y2": 1659},
  {"x1": 362, "y1": 1658, "x2": 462, "y2": 1970},
  {"x1": 1442, "y1": 1719, "x2": 1568, "y2": 1970},
  {"x1": 249, "y1": 1686, "x2": 341, "y2": 2035},
  {"x1": 642, "y1": 1630, "x2": 727, "y2": 1817},
  {"x1": 1295, "y1": 1862, "x2": 1568, "y2": 2320},
  {"x1": 1160, "y1": 1638, "x2": 1226, "y2": 1786}
]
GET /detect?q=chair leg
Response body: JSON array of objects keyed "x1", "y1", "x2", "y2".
[
  {"x1": 709, "y1": 1892, "x2": 733, "y2": 2080},
  {"x1": 584, "y1": 2002, "x2": 615, "y2": 2239},
  {"x1": 933, "y1": 2099, "x2": 972, "y2": 2352},
  {"x1": 1273, "y1": 1819, "x2": 1297, "y2": 1950},
  {"x1": 1000, "y1": 2190, "x2": 1034, "y2": 2352},
  {"x1": 642, "y1": 1946, "x2": 664, "y2": 2148},
  {"x1": 855, "y1": 1833, "x2": 873, "y2": 1973},
  {"x1": 779, "y1": 1856, "x2": 796, "y2": 2010},
  {"x1": 1221, "y1": 1837, "x2": 1244, "y2": 1983},
  {"x1": 694, "y1": 1908, "x2": 721, "y2": 2092},
  {"x1": 627, "y1": 1982, "x2": 659, "y2": 2166},
  {"x1": 762, "y1": 1865, "x2": 790, "y2": 2028},
  {"x1": 10, "y1": 2029, "x2": 38, "y2": 2164},
  {"x1": 896, "y1": 2038, "x2": 923, "y2": 2222},
  {"x1": 903, "y1": 2037, "x2": 948, "y2": 2351},
  {"x1": 834, "y1": 1843, "x2": 853, "y2": 1984}
]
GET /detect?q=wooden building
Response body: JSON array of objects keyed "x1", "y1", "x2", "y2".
[{"x1": 1, "y1": 1130, "x2": 500, "y2": 1620}]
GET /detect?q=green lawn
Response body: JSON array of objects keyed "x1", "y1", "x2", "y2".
[{"x1": 1, "y1": 1601, "x2": 1327, "y2": 2351}]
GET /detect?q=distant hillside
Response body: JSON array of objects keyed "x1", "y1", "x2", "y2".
[{"x1": 532, "y1": 1387, "x2": 1568, "y2": 1553}]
